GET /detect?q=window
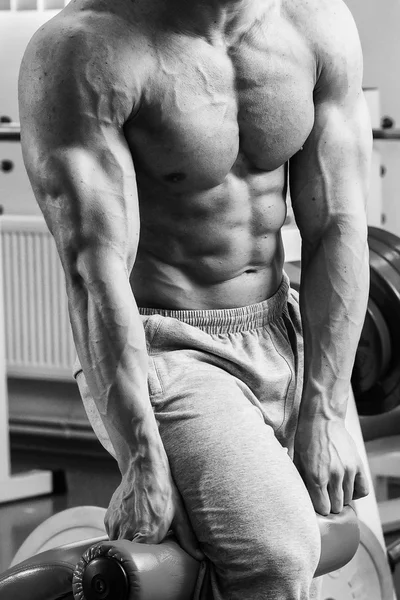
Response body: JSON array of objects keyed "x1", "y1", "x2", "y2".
[{"x1": 1, "y1": 0, "x2": 70, "y2": 9}]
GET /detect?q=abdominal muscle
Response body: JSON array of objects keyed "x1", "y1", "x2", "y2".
[{"x1": 130, "y1": 165, "x2": 288, "y2": 310}]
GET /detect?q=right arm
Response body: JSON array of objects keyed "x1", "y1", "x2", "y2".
[
  {"x1": 18, "y1": 17, "x2": 159, "y2": 484},
  {"x1": 18, "y1": 20, "x2": 202, "y2": 558}
]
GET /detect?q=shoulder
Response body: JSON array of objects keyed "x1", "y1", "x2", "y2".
[
  {"x1": 19, "y1": 8, "x2": 148, "y2": 122},
  {"x1": 284, "y1": 0, "x2": 363, "y2": 98},
  {"x1": 22, "y1": 9, "x2": 133, "y2": 70}
]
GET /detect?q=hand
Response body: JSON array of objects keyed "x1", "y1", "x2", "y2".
[
  {"x1": 293, "y1": 416, "x2": 370, "y2": 515},
  {"x1": 105, "y1": 458, "x2": 204, "y2": 561}
]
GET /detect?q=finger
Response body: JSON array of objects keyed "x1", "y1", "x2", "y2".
[
  {"x1": 343, "y1": 469, "x2": 355, "y2": 506},
  {"x1": 104, "y1": 517, "x2": 116, "y2": 540},
  {"x1": 131, "y1": 519, "x2": 173, "y2": 544},
  {"x1": 342, "y1": 470, "x2": 355, "y2": 506},
  {"x1": 307, "y1": 482, "x2": 331, "y2": 516},
  {"x1": 352, "y1": 470, "x2": 370, "y2": 500},
  {"x1": 327, "y1": 474, "x2": 344, "y2": 514},
  {"x1": 173, "y1": 511, "x2": 204, "y2": 561}
]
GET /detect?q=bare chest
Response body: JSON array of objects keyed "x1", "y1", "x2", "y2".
[{"x1": 126, "y1": 21, "x2": 316, "y2": 187}]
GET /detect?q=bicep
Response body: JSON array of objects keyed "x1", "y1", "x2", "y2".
[
  {"x1": 18, "y1": 24, "x2": 140, "y2": 280},
  {"x1": 289, "y1": 93, "x2": 372, "y2": 242},
  {"x1": 289, "y1": 3, "x2": 372, "y2": 242},
  {"x1": 21, "y1": 134, "x2": 140, "y2": 285}
]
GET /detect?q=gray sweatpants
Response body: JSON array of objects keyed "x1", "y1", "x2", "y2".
[{"x1": 74, "y1": 273, "x2": 322, "y2": 599}]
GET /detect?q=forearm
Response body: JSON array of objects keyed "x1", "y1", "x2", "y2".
[
  {"x1": 299, "y1": 220, "x2": 369, "y2": 421},
  {"x1": 68, "y1": 259, "x2": 164, "y2": 474}
]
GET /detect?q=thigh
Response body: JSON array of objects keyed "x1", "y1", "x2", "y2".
[{"x1": 151, "y1": 362, "x2": 320, "y2": 575}]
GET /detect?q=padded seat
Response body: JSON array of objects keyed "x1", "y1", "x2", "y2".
[{"x1": 0, "y1": 505, "x2": 360, "y2": 600}]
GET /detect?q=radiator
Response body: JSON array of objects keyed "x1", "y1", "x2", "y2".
[
  {"x1": 0, "y1": 214, "x2": 302, "y2": 381},
  {"x1": 1, "y1": 215, "x2": 75, "y2": 380},
  {"x1": 5, "y1": 0, "x2": 70, "y2": 11}
]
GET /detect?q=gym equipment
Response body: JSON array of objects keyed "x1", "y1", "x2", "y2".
[
  {"x1": 366, "y1": 435, "x2": 400, "y2": 535},
  {"x1": 286, "y1": 227, "x2": 400, "y2": 416},
  {"x1": 10, "y1": 506, "x2": 107, "y2": 567},
  {"x1": 352, "y1": 297, "x2": 392, "y2": 397},
  {"x1": 354, "y1": 227, "x2": 400, "y2": 415},
  {"x1": 321, "y1": 520, "x2": 398, "y2": 600},
  {"x1": 3, "y1": 503, "x2": 400, "y2": 600},
  {"x1": 0, "y1": 504, "x2": 362, "y2": 600}
]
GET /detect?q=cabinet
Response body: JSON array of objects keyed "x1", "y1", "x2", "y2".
[{"x1": 371, "y1": 130, "x2": 400, "y2": 229}]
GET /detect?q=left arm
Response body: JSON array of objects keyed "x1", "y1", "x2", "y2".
[{"x1": 289, "y1": 4, "x2": 372, "y2": 515}]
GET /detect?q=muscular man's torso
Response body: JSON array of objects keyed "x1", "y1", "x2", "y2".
[{"x1": 61, "y1": 0, "x2": 319, "y2": 309}]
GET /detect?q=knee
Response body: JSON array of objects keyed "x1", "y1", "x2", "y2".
[{"x1": 258, "y1": 533, "x2": 320, "y2": 584}]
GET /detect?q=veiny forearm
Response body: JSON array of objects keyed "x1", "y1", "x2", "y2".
[
  {"x1": 67, "y1": 260, "x2": 165, "y2": 474},
  {"x1": 299, "y1": 221, "x2": 369, "y2": 421}
]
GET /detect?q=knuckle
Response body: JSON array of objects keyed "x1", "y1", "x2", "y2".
[
  {"x1": 345, "y1": 464, "x2": 357, "y2": 477},
  {"x1": 330, "y1": 467, "x2": 344, "y2": 482},
  {"x1": 312, "y1": 495, "x2": 330, "y2": 515}
]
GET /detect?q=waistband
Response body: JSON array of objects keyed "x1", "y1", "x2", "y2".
[{"x1": 138, "y1": 272, "x2": 291, "y2": 334}]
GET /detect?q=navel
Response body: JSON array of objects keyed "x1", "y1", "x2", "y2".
[{"x1": 164, "y1": 172, "x2": 187, "y2": 183}]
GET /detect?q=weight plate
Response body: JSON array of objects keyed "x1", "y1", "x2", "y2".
[
  {"x1": 287, "y1": 233, "x2": 400, "y2": 415},
  {"x1": 369, "y1": 231, "x2": 400, "y2": 287},
  {"x1": 368, "y1": 233, "x2": 400, "y2": 371},
  {"x1": 321, "y1": 520, "x2": 394, "y2": 600},
  {"x1": 356, "y1": 243, "x2": 400, "y2": 415},
  {"x1": 365, "y1": 230, "x2": 400, "y2": 413},
  {"x1": 352, "y1": 297, "x2": 392, "y2": 395},
  {"x1": 369, "y1": 226, "x2": 400, "y2": 260},
  {"x1": 11, "y1": 506, "x2": 107, "y2": 567},
  {"x1": 369, "y1": 236, "x2": 400, "y2": 360},
  {"x1": 367, "y1": 297, "x2": 392, "y2": 380}
]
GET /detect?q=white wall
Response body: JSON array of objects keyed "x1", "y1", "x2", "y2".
[
  {"x1": 0, "y1": 12, "x2": 59, "y2": 216},
  {"x1": 346, "y1": 0, "x2": 400, "y2": 236}
]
